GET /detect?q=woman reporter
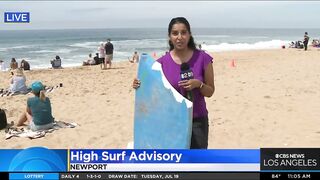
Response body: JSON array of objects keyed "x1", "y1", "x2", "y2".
[{"x1": 133, "y1": 17, "x2": 215, "y2": 149}]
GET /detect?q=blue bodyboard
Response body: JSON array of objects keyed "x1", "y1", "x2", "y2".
[{"x1": 134, "y1": 54, "x2": 193, "y2": 149}]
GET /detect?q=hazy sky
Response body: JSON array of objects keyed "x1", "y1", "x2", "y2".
[{"x1": 1, "y1": 1, "x2": 320, "y2": 30}]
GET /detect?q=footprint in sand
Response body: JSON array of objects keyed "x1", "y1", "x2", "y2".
[
  {"x1": 82, "y1": 90, "x2": 90, "y2": 94},
  {"x1": 304, "y1": 90, "x2": 316, "y2": 94},
  {"x1": 88, "y1": 136, "x2": 98, "y2": 144}
]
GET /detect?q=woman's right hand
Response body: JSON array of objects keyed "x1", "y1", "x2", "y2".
[{"x1": 132, "y1": 78, "x2": 141, "y2": 89}]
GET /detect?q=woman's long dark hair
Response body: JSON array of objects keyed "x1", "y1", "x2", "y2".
[{"x1": 168, "y1": 17, "x2": 196, "y2": 51}]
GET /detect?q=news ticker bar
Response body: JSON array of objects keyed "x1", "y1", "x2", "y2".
[
  {"x1": 1, "y1": 148, "x2": 320, "y2": 172},
  {"x1": 2, "y1": 172, "x2": 320, "y2": 180}
]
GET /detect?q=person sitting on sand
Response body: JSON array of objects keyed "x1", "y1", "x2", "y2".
[
  {"x1": 129, "y1": 51, "x2": 140, "y2": 63},
  {"x1": 17, "y1": 81, "x2": 54, "y2": 131},
  {"x1": 94, "y1": 53, "x2": 100, "y2": 65},
  {"x1": 10, "y1": 58, "x2": 18, "y2": 70},
  {"x1": 51, "y1": 55, "x2": 62, "y2": 69},
  {"x1": 9, "y1": 68, "x2": 29, "y2": 93},
  {"x1": 0, "y1": 59, "x2": 6, "y2": 71},
  {"x1": 289, "y1": 41, "x2": 295, "y2": 48},
  {"x1": 83, "y1": 53, "x2": 96, "y2": 66},
  {"x1": 20, "y1": 59, "x2": 30, "y2": 71},
  {"x1": 294, "y1": 41, "x2": 304, "y2": 49},
  {"x1": 312, "y1": 39, "x2": 320, "y2": 47}
]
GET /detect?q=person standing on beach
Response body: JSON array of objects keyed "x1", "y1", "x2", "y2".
[
  {"x1": 132, "y1": 17, "x2": 215, "y2": 149},
  {"x1": 104, "y1": 39, "x2": 114, "y2": 69},
  {"x1": 17, "y1": 81, "x2": 54, "y2": 131},
  {"x1": 98, "y1": 42, "x2": 105, "y2": 69},
  {"x1": 303, "y1": 32, "x2": 310, "y2": 51}
]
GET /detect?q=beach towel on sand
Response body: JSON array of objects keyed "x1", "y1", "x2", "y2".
[
  {"x1": 0, "y1": 85, "x2": 61, "y2": 97},
  {"x1": 4, "y1": 121, "x2": 78, "y2": 140},
  {"x1": 0, "y1": 88, "x2": 31, "y2": 97}
]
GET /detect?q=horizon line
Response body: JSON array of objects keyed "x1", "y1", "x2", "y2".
[{"x1": 1, "y1": 27, "x2": 320, "y2": 31}]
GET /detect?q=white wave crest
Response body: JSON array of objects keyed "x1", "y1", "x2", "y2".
[
  {"x1": 0, "y1": 47, "x2": 8, "y2": 51},
  {"x1": 68, "y1": 42, "x2": 98, "y2": 48},
  {"x1": 203, "y1": 40, "x2": 290, "y2": 52},
  {"x1": 30, "y1": 49, "x2": 72, "y2": 54}
]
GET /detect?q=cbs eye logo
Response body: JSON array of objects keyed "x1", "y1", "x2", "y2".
[
  {"x1": 9, "y1": 147, "x2": 66, "y2": 172},
  {"x1": 181, "y1": 73, "x2": 188, "y2": 79},
  {"x1": 181, "y1": 72, "x2": 193, "y2": 79}
]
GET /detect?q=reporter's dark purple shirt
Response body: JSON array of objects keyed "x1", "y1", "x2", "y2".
[{"x1": 157, "y1": 49, "x2": 213, "y2": 118}]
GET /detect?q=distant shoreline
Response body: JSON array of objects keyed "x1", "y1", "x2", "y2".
[
  {"x1": 1, "y1": 27, "x2": 320, "y2": 31},
  {"x1": 0, "y1": 45, "x2": 298, "y2": 71}
]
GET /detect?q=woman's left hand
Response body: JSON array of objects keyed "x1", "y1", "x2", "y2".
[{"x1": 178, "y1": 79, "x2": 201, "y2": 91}]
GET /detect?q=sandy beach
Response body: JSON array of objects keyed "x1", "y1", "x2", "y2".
[{"x1": 1, "y1": 47, "x2": 320, "y2": 149}]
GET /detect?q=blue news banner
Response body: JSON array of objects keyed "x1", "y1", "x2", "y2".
[
  {"x1": 0, "y1": 147, "x2": 259, "y2": 178},
  {"x1": 3, "y1": 147, "x2": 320, "y2": 179},
  {"x1": 0, "y1": 147, "x2": 259, "y2": 172},
  {"x1": 0, "y1": 147, "x2": 261, "y2": 180}
]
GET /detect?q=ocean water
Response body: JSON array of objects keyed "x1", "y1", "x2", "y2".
[{"x1": 0, "y1": 28, "x2": 319, "y2": 69}]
